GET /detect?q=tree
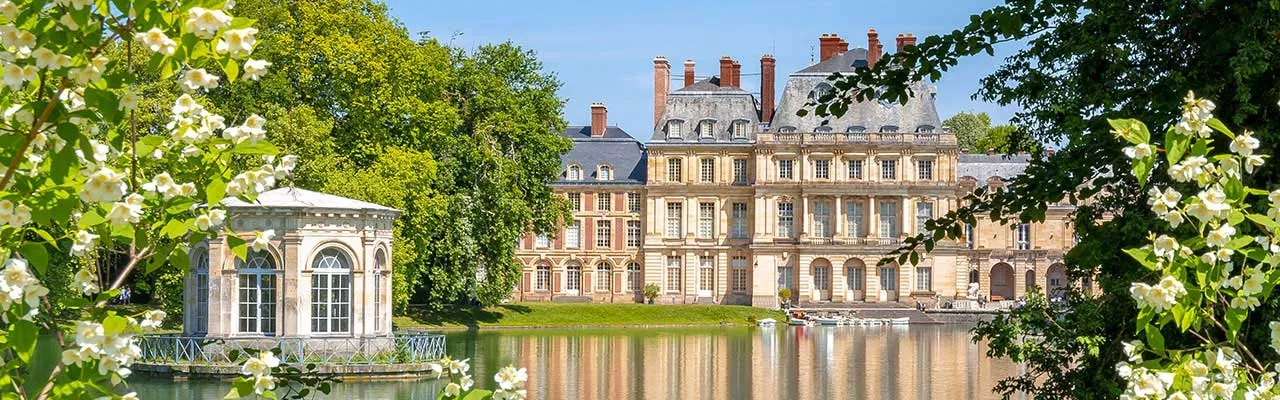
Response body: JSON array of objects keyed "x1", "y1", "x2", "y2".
[
  {"x1": 976, "y1": 124, "x2": 1042, "y2": 154},
  {"x1": 943, "y1": 111, "x2": 992, "y2": 152},
  {"x1": 808, "y1": 1, "x2": 1280, "y2": 398}
]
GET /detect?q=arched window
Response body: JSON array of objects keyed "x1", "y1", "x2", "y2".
[
  {"x1": 597, "y1": 165, "x2": 613, "y2": 181},
  {"x1": 698, "y1": 120, "x2": 715, "y2": 139},
  {"x1": 815, "y1": 126, "x2": 833, "y2": 133},
  {"x1": 595, "y1": 262, "x2": 612, "y2": 293},
  {"x1": 732, "y1": 120, "x2": 749, "y2": 139},
  {"x1": 237, "y1": 250, "x2": 277, "y2": 335},
  {"x1": 373, "y1": 249, "x2": 387, "y2": 333},
  {"x1": 193, "y1": 250, "x2": 209, "y2": 335},
  {"x1": 626, "y1": 262, "x2": 641, "y2": 292},
  {"x1": 807, "y1": 83, "x2": 834, "y2": 102},
  {"x1": 311, "y1": 247, "x2": 352, "y2": 334},
  {"x1": 666, "y1": 120, "x2": 684, "y2": 138},
  {"x1": 880, "y1": 125, "x2": 899, "y2": 133},
  {"x1": 566, "y1": 164, "x2": 582, "y2": 181},
  {"x1": 535, "y1": 263, "x2": 551, "y2": 291},
  {"x1": 778, "y1": 126, "x2": 797, "y2": 133},
  {"x1": 916, "y1": 125, "x2": 936, "y2": 133},
  {"x1": 846, "y1": 126, "x2": 866, "y2": 133}
]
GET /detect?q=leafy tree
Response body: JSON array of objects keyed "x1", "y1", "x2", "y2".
[
  {"x1": 943, "y1": 111, "x2": 992, "y2": 152},
  {"x1": 977, "y1": 124, "x2": 1042, "y2": 154},
  {"x1": 808, "y1": 0, "x2": 1280, "y2": 398}
]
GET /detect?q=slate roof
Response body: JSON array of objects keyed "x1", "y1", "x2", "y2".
[
  {"x1": 795, "y1": 48, "x2": 870, "y2": 73},
  {"x1": 558, "y1": 126, "x2": 647, "y2": 185},
  {"x1": 770, "y1": 49, "x2": 941, "y2": 134},
  {"x1": 651, "y1": 77, "x2": 761, "y2": 143},
  {"x1": 956, "y1": 154, "x2": 1032, "y2": 180},
  {"x1": 222, "y1": 187, "x2": 401, "y2": 213}
]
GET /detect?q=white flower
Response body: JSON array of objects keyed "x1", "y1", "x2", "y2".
[
  {"x1": 62, "y1": 348, "x2": 86, "y2": 366},
  {"x1": 216, "y1": 28, "x2": 258, "y2": 58},
  {"x1": 253, "y1": 375, "x2": 276, "y2": 395},
  {"x1": 119, "y1": 92, "x2": 139, "y2": 112},
  {"x1": 1165, "y1": 211, "x2": 1184, "y2": 228},
  {"x1": 182, "y1": 68, "x2": 221, "y2": 91},
  {"x1": 141, "y1": 173, "x2": 181, "y2": 199},
  {"x1": 135, "y1": 28, "x2": 177, "y2": 55},
  {"x1": 1245, "y1": 155, "x2": 1265, "y2": 173},
  {"x1": 1197, "y1": 186, "x2": 1230, "y2": 215},
  {"x1": 184, "y1": 7, "x2": 232, "y2": 39},
  {"x1": 140, "y1": 310, "x2": 166, "y2": 329},
  {"x1": 243, "y1": 59, "x2": 271, "y2": 81},
  {"x1": 443, "y1": 382, "x2": 461, "y2": 397},
  {"x1": 1229, "y1": 130, "x2": 1260, "y2": 156},
  {"x1": 0, "y1": 1, "x2": 15, "y2": 20},
  {"x1": 1270, "y1": 321, "x2": 1280, "y2": 353},
  {"x1": 241, "y1": 351, "x2": 280, "y2": 377},
  {"x1": 1124, "y1": 143, "x2": 1153, "y2": 159},
  {"x1": 1153, "y1": 235, "x2": 1179, "y2": 259},
  {"x1": 1122, "y1": 340, "x2": 1143, "y2": 362},
  {"x1": 106, "y1": 193, "x2": 145, "y2": 226},
  {"x1": 74, "y1": 320, "x2": 105, "y2": 352},
  {"x1": 69, "y1": 229, "x2": 99, "y2": 257},
  {"x1": 493, "y1": 365, "x2": 528, "y2": 391},
  {"x1": 32, "y1": 48, "x2": 57, "y2": 69},
  {"x1": 210, "y1": 209, "x2": 227, "y2": 225},
  {"x1": 460, "y1": 374, "x2": 474, "y2": 390},
  {"x1": 1230, "y1": 295, "x2": 1260, "y2": 310},
  {"x1": 428, "y1": 362, "x2": 443, "y2": 378},
  {"x1": 172, "y1": 94, "x2": 203, "y2": 115},
  {"x1": 80, "y1": 168, "x2": 128, "y2": 203},
  {"x1": 252, "y1": 230, "x2": 274, "y2": 251},
  {"x1": 1206, "y1": 224, "x2": 1236, "y2": 248},
  {"x1": 73, "y1": 268, "x2": 99, "y2": 295}
]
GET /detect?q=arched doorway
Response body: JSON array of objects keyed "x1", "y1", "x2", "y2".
[
  {"x1": 811, "y1": 259, "x2": 832, "y2": 301},
  {"x1": 310, "y1": 247, "x2": 354, "y2": 334},
  {"x1": 1046, "y1": 263, "x2": 1067, "y2": 299},
  {"x1": 879, "y1": 262, "x2": 900, "y2": 301},
  {"x1": 1025, "y1": 268, "x2": 1037, "y2": 294},
  {"x1": 990, "y1": 263, "x2": 1015, "y2": 300},
  {"x1": 844, "y1": 259, "x2": 866, "y2": 302}
]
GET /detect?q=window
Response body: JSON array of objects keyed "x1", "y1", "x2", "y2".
[
  {"x1": 813, "y1": 201, "x2": 831, "y2": 238},
  {"x1": 814, "y1": 159, "x2": 830, "y2": 179},
  {"x1": 965, "y1": 224, "x2": 975, "y2": 249},
  {"x1": 665, "y1": 202, "x2": 682, "y2": 238},
  {"x1": 595, "y1": 220, "x2": 611, "y2": 248},
  {"x1": 595, "y1": 263, "x2": 612, "y2": 292},
  {"x1": 698, "y1": 202, "x2": 714, "y2": 238},
  {"x1": 597, "y1": 193, "x2": 612, "y2": 212},
  {"x1": 880, "y1": 266, "x2": 897, "y2": 291},
  {"x1": 565, "y1": 220, "x2": 581, "y2": 248},
  {"x1": 846, "y1": 265, "x2": 863, "y2": 290},
  {"x1": 814, "y1": 264, "x2": 830, "y2": 292},
  {"x1": 699, "y1": 120, "x2": 715, "y2": 138},
  {"x1": 731, "y1": 256, "x2": 748, "y2": 292},
  {"x1": 567, "y1": 193, "x2": 581, "y2": 211},
  {"x1": 667, "y1": 120, "x2": 683, "y2": 138},
  {"x1": 193, "y1": 252, "x2": 209, "y2": 334},
  {"x1": 665, "y1": 256, "x2": 682, "y2": 292},
  {"x1": 916, "y1": 267, "x2": 932, "y2": 292},
  {"x1": 777, "y1": 202, "x2": 794, "y2": 238},
  {"x1": 566, "y1": 263, "x2": 582, "y2": 292},
  {"x1": 567, "y1": 164, "x2": 582, "y2": 181},
  {"x1": 815, "y1": 126, "x2": 833, "y2": 133},
  {"x1": 846, "y1": 202, "x2": 864, "y2": 238},
  {"x1": 698, "y1": 256, "x2": 714, "y2": 292},
  {"x1": 237, "y1": 251, "x2": 277, "y2": 335},
  {"x1": 667, "y1": 158, "x2": 682, "y2": 182},
  {"x1": 731, "y1": 202, "x2": 748, "y2": 239},
  {"x1": 535, "y1": 234, "x2": 550, "y2": 248},
  {"x1": 1016, "y1": 223, "x2": 1031, "y2": 250},
  {"x1": 846, "y1": 126, "x2": 866, "y2": 133},
  {"x1": 597, "y1": 165, "x2": 613, "y2": 181},
  {"x1": 880, "y1": 159, "x2": 897, "y2": 180},
  {"x1": 310, "y1": 248, "x2": 352, "y2": 334},
  {"x1": 847, "y1": 159, "x2": 863, "y2": 180},
  {"x1": 879, "y1": 201, "x2": 898, "y2": 238},
  {"x1": 700, "y1": 158, "x2": 715, "y2": 183},
  {"x1": 626, "y1": 220, "x2": 641, "y2": 248},
  {"x1": 916, "y1": 125, "x2": 936, "y2": 133},
  {"x1": 626, "y1": 262, "x2": 641, "y2": 292},
  {"x1": 777, "y1": 264, "x2": 793, "y2": 290},
  {"x1": 627, "y1": 193, "x2": 641, "y2": 213},
  {"x1": 916, "y1": 202, "x2": 933, "y2": 233},
  {"x1": 880, "y1": 125, "x2": 899, "y2": 133},
  {"x1": 778, "y1": 159, "x2": 793, "y2": 180},
  {"x1": 535, "y1": 264, "x2": 551, "y2": 291},
  {"x1": 779, "y1": 126, "x2": 797, "y2": 133},
  {"x1": 732, "y1": 121, "x2": 748, "y2": 139},
  {"x1": 373, "y1": 250, "x2": 386, "y2": 333},
  {"x1": 732, "y1": 159, "x2": 747, "y2": 184},
  {"x1": 917, "y1": 160, "x2": 933, "y2": 180}
]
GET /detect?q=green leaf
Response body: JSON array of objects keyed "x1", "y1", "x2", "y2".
[
  {"x1": 208, "y1": 177, "x2": 227, "y2": 205},
  {"x1": 224, "y1": 377, "x2": 256, "y2": 399},
  {"x1": 103, "y1": 315, "x2": 128, "y2": 336},
  {"x1": 1124, "y1": 247, "x2": 1158, "y2": 271},
  {"x1": 231, "y1": 141, "x2": 280, "y2": 155},
  {"x1": 1165, "y1": 127, "x2": 1189, "y2": 165},
  {"x1": 1227, "y1": 235, "x2": 1254, "y2": 250},
  {"x1": 1133, "y1": 157, "x2": 1152, "y2": 188},
  {"x1": 1144, "y1": 325, "x2": 1165, "y2": 353},
  {"x1": 10, "y1": 320, "x2": 37, "y2": 362},
  {"x1": 1206, "y1": 118, "x2": 1234, "y2": 138},
  {"x1": 460, "y1": 390, "x2": 494, "y2": 400},
  {"x1": 162, "y1": 219, "x2": 189, "y2": 239},
  {"x1": 221, "y1": 57, "x2": 239, "y2": 82},
  {"x1": 1107, "y1": 118, "x2": 1149, "y2": 144},
  {"x1": 1225, "y1": 307, "x2": 1246, "y2": 338},
  {"x1": 20, "y1": 242, "x2": 49, "y2": 276},
  {"x1": 79, "y1": 209, "x2": 105, "y2": 229},
  {"x1": 1228, "y1": 210, "x2": 1245, "y2": 226},
  {"x1": 227, "y1": 235, "x2": 247, "y2": 261},
  {"x1": 23, "y1": 335, "x2": 61, "y2": 397}
]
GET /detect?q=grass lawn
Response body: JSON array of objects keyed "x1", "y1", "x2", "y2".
[{"x1": 394, "y1": 302, "x2": 786, "y2": 329}]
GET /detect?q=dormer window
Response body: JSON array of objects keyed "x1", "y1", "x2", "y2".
[
  {"x1": 815, "y1": 126, "x2": 833, "y2": 133},
  {"x1": 732, "y1": 120, "x2": 748, "y2": 139},
  {"x1": 567, "y1": 164, "x2": 582, "y2": 181},
  {"x1": 666, "y1": 120, "x2": 684, "y2": 138},
  {"x1": 597, "y1": 165, "x2": 613, "y2": 181},
  {"x1": 778, "y1": 126, "x2": 797, "y2": 133},
  {"x1": 880, "y1": 125, "x2": 899, "y2": 133},
  {"x1": 807, "y1": 83, "x2": 834, "y2": 103},
  {"x1": 916, "y1": 125, "x2": 936, "y2": 133},
  {"x1": 699, "y1": 120, "x2": 715, "y2": 139},
  {"x1": 846, "y1": 126, "x2": 866, "y2": 133}
]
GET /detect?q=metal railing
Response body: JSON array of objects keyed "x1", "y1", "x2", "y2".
[{"x1": 136, "y1": 334, "x2": 447, "y2": 366}]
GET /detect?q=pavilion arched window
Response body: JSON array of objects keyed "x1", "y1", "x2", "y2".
[
  {"x1": 373, "y1": 249, "x2": 387, "y2": 333},
  {"x1": 193, "y1": 251, "x2": 209, "y2": 335},
  {"x1": 311, "y1": 247, "x2": 352, "y2": 334},
  {"x1": 237, "y1": 250, "x2": 278, "y2": 336}
]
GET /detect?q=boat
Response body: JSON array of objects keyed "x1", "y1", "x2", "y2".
[
  {"x1": 812, "y1": 317, "x2": 843, "y2": 326},
  {"x1": 886, "y1": 317, "x2": 910, "y2": 325},
  {"x1": 788, "y1": 318, "x2": 810, "y2": 326},
  {"x1": 757, "y1": 318, "x2": 777, "y2": 326}
]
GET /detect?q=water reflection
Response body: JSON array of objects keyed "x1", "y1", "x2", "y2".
[{"x1": 131, "y1": 324, "x2": 1020, "y2": 400}]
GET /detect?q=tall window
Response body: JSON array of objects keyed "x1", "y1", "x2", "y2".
[
  {"x1": 813, "y1": 201, "x2": 831, "y2": 237},
  {"x1": 567, "y1": 193, "x2": 581, "y2": 211},
  {"x1": 193, "y1": 252, "x2": 209, "y2": 334},
  {"x1": 595, "y1": 262, "x2": 612, "y2": 292},
  {"x1": 566, "y1": 263, "x2": 582, "y2": 292},
  {"x1": 535, "y1": 234, "x2": 550, "y2": 248},
  {"x1": 626, "y1": 262, "x2": 641, "y2": 292},
  {"x1": 879, "y1": 201, "x2": 898, "y2": 238},
  {"x1": 731, "y1": 202, "x2": 748, "y2": 239},
  {"x1": 1016, "y1": 223, "x2": 1031, "y2": 250},
  {"x1": 846, "y1": 202, "x2": 864, "y2": 238},
  {"x1": 626, "y1": 220, "x2": 642, "y2": 248},
  {"x1": 916, "y1": 202, "x2": 933, "y2": 233},
  {"x1": 880, "y1": 159, "x2": 897, "y2": 180},
  {"x1": 597, "y1": 193, "x2": 612, "y2": 212},
  {"x1": 700, "y1": 158, "x2": 715, "y2": 183},
  {"x1": 846, "y1": 264, "x2": 863, "y2": 290},
  {"x1": 777, "y1": 264, "x2": 793, "y2": 291},
  {"x1": 965, "y1": 224, "x2": 975, "y2": 249},
  {"x1": 731, "y1": 256, "x2": 748, "y2": 292},
  {"x1": 880, "y1": 266, "x2": 897, "y2": 291},
  {"x1": 814, "y1": 263, "x2": 830, "y2": 292},
  {"x1": 778, "y1": 159, "x2": 794, "y2": 180},
  {"x1": 535, "y1": 264, "x2": 551, "y2": 291},
  {"x1": 777, "y1": 202, "x2": 794, "y2": 238},
  {"x1": 567, "y1": 164, "x2": 582, "y2": 181},
  {"x1": 310, "y1": 248, "x2": 351, "y2": 334},
  {"x1": 814, "y1": 159, "x2": 830, "y2": 179},
  {"x1": 732, "y1": 121, "x2": 748, "y2": 139},
  {"x1": 598, "y1": 165, "x2": 613, "y2": 181},
  {"x1": 667, "y1": 158, "x2": 682, "y2": 182},
  {"x1": 237, "y1": 251, "x2": 277, "y2": 335},
  {"x1": 373, "y1": 250, "x2": 386, "y2": 333},
  {"x1": 667, "y1": 120, "x2": 683, "y2": 138},
  {"x1": 699, "y1": 256, "x2": 715, "y2": 292},
  {"x1": 627, "y1": 193, "x2": 641, "y2": 213},
  {"x1": 665, "y1": 201, "x2": 682, "y2": 238},
  {"x1": 595, "y1": 221, "x2": 611, "y2": 248},
  {"x1": 848, "y1": 159, "x2": 864, "y2": 180},
  {"x1": 917, "y1": 160, "x2": 933, "y2": 180},
  {"x1": 698, "y1": 202, "x2": 715, "y2": 238},
  {"x1": 732, "y1": 159, "x2": 747, "y2": 184},
  {"x1": 699, "y1": 120, "x2": 715, "y2": 138},
  {"x1": 916, "y1": 267, "x2": 933, "y2": 292},
  {"x1": 565, "y1": 220, "x2": 581, "y2": 248},
  {"x1": 665, "y1": 256, "x2": 682, "y2": 292}
]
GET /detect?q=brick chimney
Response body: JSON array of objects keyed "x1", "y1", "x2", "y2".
[
  {"x1": 731, "y1": 61, "x2": 741, "y2": 87},
  {"x1": 719, "y1": 56, "x2": 733, "y2": 87},
  {"x1": 902, "y1": 33, "x2": 917, "y2": 53},
  {"x1": 867, "y1": 29, "x2": 881, "y2": 68},
  {"x1": 819, "y1": 33, "x2": 842, "y2": 61},
  {"x1": 760, "y1": 54, "x2": 776, "y2": 123},
  {"x1": 653, "y1": 56, "x2": 669, "y2": 127},
  {"x1": 683, "y1": 59, "x2": 695, "y2": 87},
  {"x1": 837, "y1": 37, "x2": 849, "y2": 55},
  {"x1": 895, "y1": 33, "x2": 907, "y2": 53},
  {"x1": 590, "y1": 102, "x2": 607, "y2": 137}
]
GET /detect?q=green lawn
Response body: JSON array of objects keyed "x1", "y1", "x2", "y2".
[{"x1": 394, "y1": 303, "x2": 785, "y2": 329}]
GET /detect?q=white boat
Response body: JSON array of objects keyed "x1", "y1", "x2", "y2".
[
  {"x1": 757, "y1": 318, "x2": 777, "y2": 326},
  {"x1": 788, "y1": 318, "x2": 810, "y2": 326},
  {"x1": 886, "y1": 317, "x2": 910, "y2": 325},
  {"x1": 812, "y1": 317, "x2": 843, "y2": 326}
]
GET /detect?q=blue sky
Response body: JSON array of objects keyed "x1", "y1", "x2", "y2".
[{"x1": 385, "y1": 0, "x2": 1021, "y2": 138}]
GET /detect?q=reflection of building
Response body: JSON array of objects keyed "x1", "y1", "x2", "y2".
[
  {"x1": 184, "y1": 187, "x2": 399, "y2": 338},
  {"x1": 514, "y1": 31, "x2": 1081, "y2": 308}
]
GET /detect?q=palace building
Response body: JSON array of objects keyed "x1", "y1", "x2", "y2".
[{"x1": 514, "y1": 30, "x2": 1078, "y2": 309}]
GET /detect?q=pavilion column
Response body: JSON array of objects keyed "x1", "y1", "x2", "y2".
[
  {"x1": 206, "y1": 233, "x2": 230, "y2": 337},
  {"x1": 282, "y1": 233, "x2": 303, "y2": 337}
]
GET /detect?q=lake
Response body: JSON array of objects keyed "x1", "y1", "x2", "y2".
[{"x1": 131, "y1": 324, "x2": 1022, "y2": 399}]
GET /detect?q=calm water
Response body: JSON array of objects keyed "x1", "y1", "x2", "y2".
[{"x1": 131, "y1": 324, "x2": 1022, "y2": 399}]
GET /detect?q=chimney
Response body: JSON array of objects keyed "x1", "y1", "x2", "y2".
[
  {"x1": 683, "y1": 59, "x2": 695, "y2": 87},
  {"x1": 867, "y1": 29, "x2": 881, "y2": 68},
  {"x1": 719, "y1": 56, "x2": 733, "y2": 87},
  {"x1": 837, "y1": 38, "x2": 849, "y2": 55},
  {"x1": 902, "y1": 33, "x2": 917, "y2": 53},
  {"x1": 590, "y1": 103, "x2": 607, "y2": 137},
  {"x1": 653, "y1": 56, "x2": 669, "y2": 127},
  {"x1": 819, "y1": 33, "x2": 842, "y2": 61},
  {"x1": 731, "y1": 61, "x2": 741, "y2": 87},
  {"x1": 896, "y1": 33, "x2": 907, "y2": 53},
  {"x1": 760, "y1": 54, "x2": 776, "y2": 123}
]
